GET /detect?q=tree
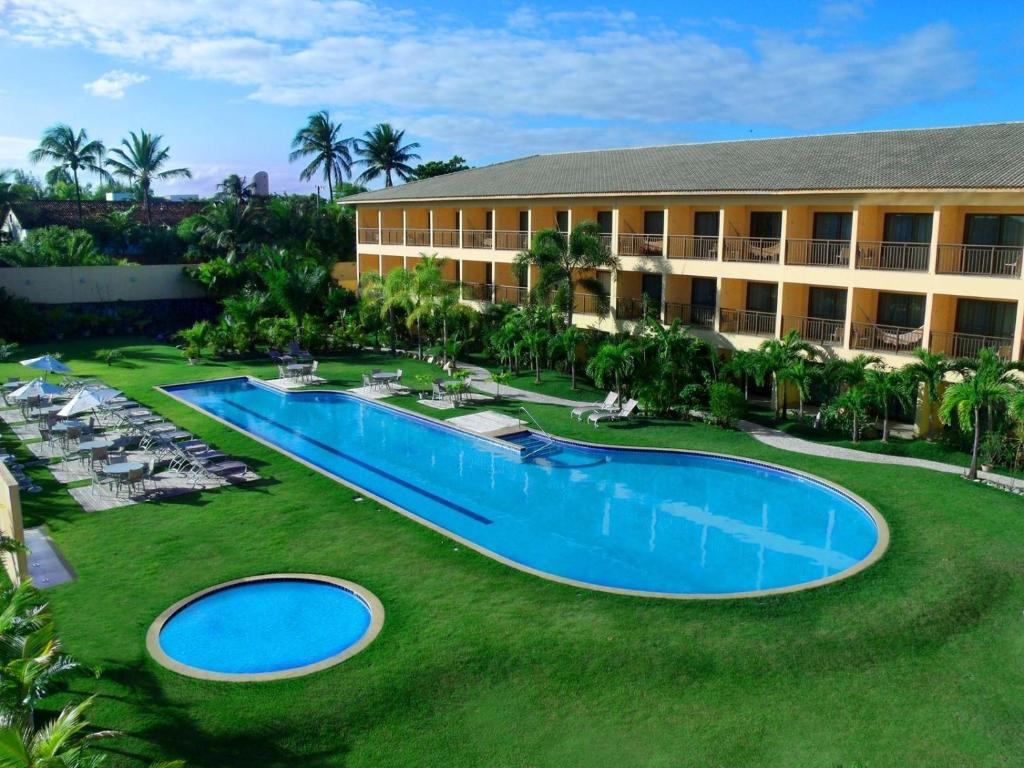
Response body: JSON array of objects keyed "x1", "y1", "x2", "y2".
[
  {"x1": 354, "y1": 124, "x2": 421, "y2": 187},
  {"x1": 265, "y1": 261, "x2": 327, "y2": 342},
  {"x1": 105, "y1": 130, "x2": 192, "y2": 225},
  {"x1": 190, "y1": 198, "x2": 264, "y2": 264},
  {"x1": 0, "y1": 697, "x2": 118, "y2": 768},
  {"x1": 176, "y1": 320, "x2": 211, "y2": 360},
  {"x1": 779, "y1": 357, "x2": 816, "y2": 420},
  {"x1": 549, "y1": 325, "x2": 584, "y2": 390},
  {"x1": 586, "y1": 339, "x2": 636, "y2": 397},
  {"x1": 832, "y1": 386, "x2": 870, "y2": 443},
  {"x1": 222, "y1": 290, "x2": 270, "y2": 353},
  {"x1": 28, "y1": 125, "x2": 107, "y2": 222},
  {"x1": 720, "y1": 349, "x2": 764, "y2": 401},
  {"x1": 289, "y1": 111, "x2": 353, "y2": 201},
  {"x1": 513, "y1": 222, "x2": 617, "y2": 327},
  {"x1": 905, "y1": 349, "x2": 949, "y2": 439},
  {"x1": 409, "y1": 156, "x2": 470, "y2": 180},
  {"x1": 216, "y1": 174, "x2": 255, "y2": 201},
  {"x1": 0, "y1": 625, "x2": 86, "y2": 729},
  {"x1": 709, "y1": 382, "x2": 746, "y2": 427},
  {"x1": 864, "y1": 367, "x2": 914, "y2": 442},
  {"x1": 757, "y1": 330, "x2": 816, "y2": 419},
  {"x1": 519, "y1": 327, "x2": 549, "y2": 384}
]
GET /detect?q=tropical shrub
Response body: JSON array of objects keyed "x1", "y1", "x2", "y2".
[{"x1": 708, "y1": 382, "x2": 746, "y2": 427}]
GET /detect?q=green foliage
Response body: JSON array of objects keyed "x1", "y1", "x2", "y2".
[
  {"x1": 290, "y1": 110, "x2": 354, "y2": 201},
  {"x1": 0, "y1": 340, "x2": 18, "y2": 362},
  {"x1": 105, "y1": 129, "x2": 191, "y2": 224},
  {"x1": 0, "y1": 227, "x2": 113, "y2": 267},
  {"x1": 94, "y1": 348, "x2": 123, "y2": 366},
  {"x1": 409, "y1": 156, "x2": 470, "y2": 180},
  {"x1": 708, "y1": 381, "x2": 746, "y2": 427},
  {"x1": 176, "y1": 320, "x2": 211, "y2": 360},
  {"x1": 355, "y1": 123, "x2": 421, "y2": 187}
]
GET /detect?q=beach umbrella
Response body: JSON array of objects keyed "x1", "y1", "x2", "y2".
[
  {"x1": 56, "y1": 385, "x2": 121, "y2": 418},
  {"x1": 9, "y1": 378, "x2": 65, "y2": 401},
  {"x1": 20, "y1": 355, "x2": 71, "y2": 380}
]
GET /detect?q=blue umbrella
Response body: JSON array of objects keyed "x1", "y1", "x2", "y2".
[
  {"x1": 20, "y1": 355, "x2": 71, "y2": 380},
  {"x1": 9, "y1": 378, "x2": 65, "y2": 401}
]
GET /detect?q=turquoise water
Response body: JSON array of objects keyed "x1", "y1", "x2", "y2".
[
  {"x1": 166, "y1": 377, "x2": 881, "y2": 596},
  {"x1": 159, "y1": 578, "x2": 371, "y2": 674}
]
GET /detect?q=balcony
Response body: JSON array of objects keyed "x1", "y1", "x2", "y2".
[
  {"x1": 573, "y1": 293, "x2": 603, "y2": 315},
  {"x1": 930, "y1": 330, "x2": 1014, "y2": 360},
  {"x1": 936, "y1": 244, "x2": 1022, "y2": 278},
  {"x1": 433, "y1": 229, "x2": 459, "y2": 248},
  {"x1": 617, "y1": 233, "x2": 664, "y2": 257},
  {"x1": 849, "y1": 322, "x2": 923, "y2": 355},
  {"x1": 719, "y1": 308, "x2": 777, "y2": 337},
  {"x1": 357, "y1": 228, "x2": 379, "y2": 245},
  {"x1": 666, "y1": 235, "x2": 718, "y2": 260},
  {"x1": 722, "y1": 237, "x2": 780, "y2": 264},
  {"x1": 785, "y1": 239, "x2": 850, "y2": 268},
  {"x1": 783, "y1": 315, "x2": 845, "y2": 346},
  {"x1": 855, "y1": 241, "x2": 929, "y2": 272},
  {"x1": 495, "y1": 230, "x2": 529, "y2": 251},
  {"x1": 406, "y1": 228, "x2": 430, "y2": 246},
  {"x1": 664, "y1": 303, "x2": 715, "y2": 329},
  {"x1": 460, "y1": 282, "x2": 494, "y2": 302},
  {"x1": 494, "y1": 285, "x2": 528, "y2": 306},
  {"x1": 381, "y1": 228, "x2": 403, "y2": 246},
  {"x1": 463, "y1": 230, "x2": 492, "y2": 249},
  {"x1": 615, "y1": 296, "x2": 647, "y2": 320}
]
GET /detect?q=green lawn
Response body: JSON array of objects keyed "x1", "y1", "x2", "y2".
[{"x1": 4, "y1": 337, "x2": 1024, "y2": 767}]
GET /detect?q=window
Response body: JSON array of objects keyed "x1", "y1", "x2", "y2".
[
  {"x1": 813, "y1": 212, "x2": 852, "y2": 240},
  {"x1": 518, "y1": 211, "x2": 529, "y2": 232},
  {"x1": 965, "y1": 214, "x2": 1024, "y2": 246},
  {"x1": 808, "y1": 287, "x2": 847, "y2": 320},
  {"x1": 883, "y1": 213, "x2": 932, "y2": 243},
  {"x1": 596, "y1": 211, "x2": 613, "y2": 234},
  {"x1": 485, "y1": 211, "x2": 493, "y2": 231},
  {"x1": 746, "y1": 282, "x2": 777, "y2": 313},
  {"x1": 877, "y1": 293, "x2": 925, "y2": 328},
  {"x1": 485, "y1": 263, "x2": 493, "y2": 285},
  {"x1": 955, "y1": 299, "x2": 1016, "y2": 337},
  {"x1": 643, "y1": 211, "x2": 664, "y2": 235},
  {"x1": 454, "y1": 211, "x2": 461, "y2": 231},
  {"x1": 641, "y1": 273, "x2": 663, "y2": 304},
  {"x1": 694, "y1": 211, "x2": 719, "y2": 237},
  {"x1": 750, "y1": 212, "x2": 782, "y2": 239},
  {"x1": 596, "y1": 270, "x2": 612, "y2": 294},
  {"x1": 555, "y1": 211, "x2": 569, "y2": 232},
  {"x1": 691, "y1": 277, "x2": 716, "y2": 308}
]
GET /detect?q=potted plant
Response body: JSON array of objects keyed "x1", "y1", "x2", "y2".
[{"x1": 980, "y1": 432, "x2": 1005, "y2": 473}]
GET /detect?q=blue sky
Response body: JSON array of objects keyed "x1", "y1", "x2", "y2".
[{"x1": 0, "y1": 0, "x2": 1021, "y2": 196}]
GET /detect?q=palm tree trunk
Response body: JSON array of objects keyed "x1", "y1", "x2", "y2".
[
  {"x1": 442, "y1": 313, "x2": 448, "y2": 363},
  {"x1": 852, "y1": 413, "x2": 859, "y2": 443},
  {"x1": 565, "y1": 276, "x2": 575, "y2": 328},
  {"x1": 615, "y1": 370, "x2": 621, "y2": 397},
  {"x1": 743, "y1": 374, "x2": 749, "y2": 400},
  {"x1": 385, "y1": 169, "x2": 393, "y2": 187},
  {"x1": 798, "y1": 391, "x2": 804, "y2": 420},
  {"x1": 570, "y1": 358, "x2": 576, "y2": 390},
  {"x1": 771, "y1": 373, "x2": 779, "y2": 419},
  {"x1": 535, "y1": 352, "x2": 541, "y2": 384},
  {"x1": 143, "y1": 181, "x2": 152, "y2": 225},
  {"x1": 417, "y1": 320, "x2": 422, "y2": 358},
  {"x1": 969, "y1": 407, "x2": 981, "y2": 480},
  {"x1": 882, "y1": 403, "x2": 890, "y2": 442},
  {"x1": 72, "y1": 167, "x2": 82, "y2": 223}
]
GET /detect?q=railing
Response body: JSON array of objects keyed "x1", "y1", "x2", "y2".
[
  {"x1": 617, "y1": 233, "x2": 665, "y2": 257},
  {"x1": 357, "y1": 228, "x2": 379, "y2": 244},
  {"x1": 406, "y1": 228, "x2": 430, "y2": 246},
  {"x1": 855, "y1": 241, "x2": 929, "y2": 272},
  {"x1": 719, "y1": 308, "x2": 776, "y2": 337},
  {"x1": 615, "y1": 296, "x2": 651, "y2": 320},
  {"x1": 495, "y1": 230, "x2": 529, "y2": 251},
  {"x1": 462, "y1": 230, "x2": 492, "y2": 249},
  {"x1": 599, "y1": 233, "x2": 613, "y2": 250},
  {"x1": 433, "y1": 229, "x2": 459, "y2": 248},
  {"x1": 380, "y1": 227, "x2": 403, "y2": 245},
  {"x1": 849, "y1": 322, "x2": 923, "y2": 355},
  {"x1": 494, "y1": 285, "x2": 528, "y2": 306},
  {"x1": 930, "y1": 330, "x2": 1014, "y2": 360},
  {"x1": 722, "y1": 237, "x2": 781, "y2": 263},
  {"x1": 785, "y1": 238, "x2": 850, "y2": 267},
  {"x1": 460, "y1": 282, "x2": 494, "y2": 302},
  {"x1": 782, "y1": 315, "x2": 845, "y2": 346},
  {"x1": 666, "y1": 235, "x2": 718, "y2": 260},
  {"x1": 517, "y1": 407, "x2": 556, "y2": 459},
  {"x1": 664, "y1": 303, "x2": 715, "y2": 329},
  {"x1": 936, "y1": 244, "x2": 1023, "y2": 278},
  {"x1": 573, "y1": 293, "x2": 603, "y2": 314}
]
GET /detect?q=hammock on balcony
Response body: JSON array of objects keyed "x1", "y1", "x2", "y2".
[{"x1": 876, "y1": 326, "x2": 923, "y2": 348}]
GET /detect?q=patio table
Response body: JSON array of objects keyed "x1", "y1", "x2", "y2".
[
  {"x1": 77, "y1": 439, "x2": 113, "y2": 453},
  {"x1": 372, "y1": 372, "x2": 399, "y2": 388},
  {"x1": 2, "y1": 381, "x2": 25, "y2": 392},
  {"x1": 101, "y1": 461, "x2": 144, "y2": 479},
  {"x1": 50, "y1": 420, "x2": 85, "y2": 434},
  {"x1": 29, "y1": 405, "x2": 63, "y2": 418}
]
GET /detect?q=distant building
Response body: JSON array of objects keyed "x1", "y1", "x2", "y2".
[
  {"x1": 167, "y1": 194, "x2": 200, "y2": 202},
  {"x1": 105, "y1": 192, "x2": 134, "y2": 202},
  {"x1": 0, "y1": 199, "x2": 206, "y2": 243},
  {"x1": 252, "y1": 171, "x2": 269, "y2": 197}
]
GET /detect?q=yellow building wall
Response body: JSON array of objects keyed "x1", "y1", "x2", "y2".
[
  {"x1": 665, "y1": 275, "x2": 692, "y2": 303},
  {"x1": 461, "y1": 260, "x2": 488, "y2": 283},
  {"x1": 0, "y1": 466, "x2": 25, "y2": 585},
  {"x1": 720, "y1": 278, "x2": 746, "y2": 310}
]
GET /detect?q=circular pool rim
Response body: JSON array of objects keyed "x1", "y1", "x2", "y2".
[{"x1": 146, "y1": 573, "x2": 385, "y2": 682}]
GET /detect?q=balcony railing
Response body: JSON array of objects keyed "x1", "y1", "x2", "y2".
[
  {"x1": 849, "y1": 322, "x2": 923, "y2": 355},
  {"x1": 782, "y1": 315, "x2": 845, "y2": 346},
  {"x1": 785, "y1": 238, "x2": 850, "y2": 268},
  {"x1": 381, "y1": 227, "x2": 403, "y2": 245},
  {"x1": 495, "y1": 230, "x2": 529, "y2": 251},
  {"x1": 599, "y1": 233, "x2": 613, "y2": 250},
  {"x1": 615, "y1": 296, "x2": 649, "y2": 320},
  {"x1": 930, "y1": 330, "x2": 1014, "y2": 360},
  {"x1": 460, "y1": 282, "x2": 494, "y2": 302},
  {"x1": 719, "y1": 308, "x2": 777, "y2": 337},
  {"x1": 406, "y1": 228, "x2": 430, "y2": 246},
  {"x1": 936, "y1": 244, "x2": 1023, "y2": 278},
  {"x1": 722, "y1": 237, "x2": 781, "y2": 263},
  {"x1": 664, "y1": 302, "x2": 716, "y2": 329},
  {"x1": 494, "y1": 285, "x2": 528, "y2": 306},
  {"x1": 463, "y1": 230, "x2": 492, "y2": 249},
  {"x1": 433, "y1": 229, "x2": 459, "y2": 248},
  {"x1": 666, "y1": 235, "x2": 718, "y2": 260},
  {"x1": 617, "y1": 233, "x2": 665, "y2": 257},
  {"x1": 573, "y1": 292, "x2": 603, "y2": 315},
  {"x1": 855, "y1": 241, "x2": 929, "y2": 272},
  {"x1": 357, "y1": 228, "x2": 379, "y2": 244}
]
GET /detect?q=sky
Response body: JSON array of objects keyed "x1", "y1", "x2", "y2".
[{"x1": 0, "y1": 0, "x2": 1022, "y2": 197}]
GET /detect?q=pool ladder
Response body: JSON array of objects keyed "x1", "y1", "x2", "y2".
[{"x1": 517, "y1": 407, "x2": 556, "y2": 459}]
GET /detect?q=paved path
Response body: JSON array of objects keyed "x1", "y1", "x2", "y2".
[
  {"x1": 457, "y1": 361, "x2": 596, "y2": 408},
  {"x1": 738, "y1": 419, "x2": 1024, "y2": 492}
]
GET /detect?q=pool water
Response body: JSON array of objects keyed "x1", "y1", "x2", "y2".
[
  {"x1": 159, "y1": 578, "x2": 372, "y2": 675},
  {"x1": 165, "y1": 377, "x2": 884, "y2": 597}
]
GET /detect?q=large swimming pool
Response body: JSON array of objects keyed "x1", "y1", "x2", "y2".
[{"x1": 163, "y1": 377, "x2": 886, "y2": 598}]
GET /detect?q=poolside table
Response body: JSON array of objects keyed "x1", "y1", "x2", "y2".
[
  {"x1": 50, "y1": 420, "x2": 85, "y2": 434},
  {"x1": 101, "y1": 461, "x2": 144, "y2": 477},
  {"x1": 77, "y1": 438, "x2": 113, "y2": 453},
  {"x1": 372, "y1": 372, "x2": 399, "y2": 388},
  {"x1": 2, "y1": 381, "x2": 25, "y2": 392}
]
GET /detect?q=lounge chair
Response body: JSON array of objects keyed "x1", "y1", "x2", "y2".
[
  {"x1": 588, "y1": 399, "x2": 638, "y2": 427},
  {"x1": 571, "y1": 392, "x2": 619, "y2": 421}
]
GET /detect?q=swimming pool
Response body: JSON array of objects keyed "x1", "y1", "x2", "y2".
[
  {"x1": 148, "y1": 574, "x2": 384, "y2": 681},
  {"x1": 163, "y1": 377, "x2": 887, "y2": 598}
]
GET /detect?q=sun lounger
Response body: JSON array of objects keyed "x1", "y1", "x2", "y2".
[
  {"x1": 571, "y1": 392, "x2": 619, "y2": 420},
  {"x1": 588, "y1": 399, "x2": 638, "y2": 427}
]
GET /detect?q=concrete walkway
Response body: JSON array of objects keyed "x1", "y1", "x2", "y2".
[
  {"x1": 738, "y1": 419, "x2": 1024, "y2": 492},
  {"x1": 457, "y1": 361, "x2": 596, "y2": 408}
]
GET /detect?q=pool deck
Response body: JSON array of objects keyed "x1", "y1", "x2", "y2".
[{"x1": 446, "y1": 410, "x2": 523, "y2": 436}]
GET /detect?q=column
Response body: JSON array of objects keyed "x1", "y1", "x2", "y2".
[
  {"x1": 716, "y1": 207, "x2": 725, "y2": 261},
  {"x1": 779, "y1": 208, "x2": 788, "y2": 264},
  {"x1": 848, "y1": 206, "x2": 859, "y2": 272},
  {"x1": 428, "y1": 210, "x2": 434, "y2": 248},
  {"x1": 928, "y1": 206, "x2": 941, "y2": 275}
]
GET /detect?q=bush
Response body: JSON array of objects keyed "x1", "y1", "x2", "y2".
[{"x1": 708, "y1": 382, "x2": 746, "y2": 427}]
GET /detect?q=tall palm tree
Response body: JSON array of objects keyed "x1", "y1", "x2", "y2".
[
  {"x1": 549, "y1": 325, "x2": 585, "y2": 390},
  {"x1": 104, "y1": 130, "x2": 192, "y2": 225},
  {"x1": 940, "y1": 358, "x2": 1017, "y2": 479},
  {"x1": 586, "y1": 339, "x2": 636, "y2": 398},
  {"x1": 355, "y1": 124, "x2": 420, "y2": 188},
  {"x1": 216, "y1": 173, "x2": 254, "y2": 201},
  {"x1": 833, "y1": 386, "x2": 870, "y2": 444},
  {"x1": 757, "y1": 330, "x2": 816, "y2": 419},
  {"x1": 289, "y1": 111, "x2": 353, "y2": 201},
  {"x1": 191, "y1": 198, "x2": 264, "y2": 264},
  {"x1": 780, "y1": 357, "x2": 816, "y2": 420},
  {"x1": 720, "y1": 349, "x2": 765, "y2": 401},
  {"x1": 265, "y1": 261, "x2": 327, "y2": 342},
  {"x1": 28, "y1": 125, "x2": 107, "y2": 222},
  {"x1": 905, "y1": 348, "x2": 949, "y2": 439},
  {"x1": 864, "y1": 367, "x2": 914, "y2": 442}
]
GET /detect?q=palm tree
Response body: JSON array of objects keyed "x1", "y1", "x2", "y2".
[
  {"x1": 779, "y1": 357, "x2": 816, "y2": 420},
  {"x1": 216, "y1": 174, "x2": 254, "y2": 201},
  {"x1": 549, "y1": 325, "x2": 585, "y2": 390},
  {"x1": 289, "y1": 111, "x2": 353, "y2": 201},
  {"x1": 354, "y1": 124, "x2": 421, "y2": 187},
  {"x1": 757, "y1": 330, "x2": 816, "y2": 419},
  {"x1": 720, "y1": 349, "x2": 764, "y2": 400},
  {"x1": 28, "y1": 125, "x2": 107, "y2": 222},
  {"x1": 105, "y1": 130, "x2": 191, "y2": 225},
  {"x1": 905, "y1": 348, "x2": 949, "y2": 439},
  {"x1": 833, "y1": 386, "x2": 870, "y2": 443},
  {"x1": 586, "y1": 339, "x2": 636, "y2": 397},
  {"x1": 191, "y1": 198, "x2": 264, "y2": 264},
  {"x1": 864, "y1": 367, "x2": 914, "y2": 442},
  {"x1": 0, "y1": 696, "x2": 118, "y2": 768},
  {"x1": 0, "y1": 626, "x2": 86, "y2": 729},
  {"x1": 176, "y1": 320, "x2": 211, "y2": 360},
  {"x1": 513, "y1": 222, "x2": 618, "y2": 327},
  {"x1": 222, "y1": 290, "x2": 269, "y2": 353},
  {"x1": 940, "y1": 358, "x2": 1017, "y2": 480},
  {"x1": 265, "y1": 262, "x2": 327, "y2": 342},
  {"x1": 519, "y1": 327, "x2": 549, "y2": 384}
]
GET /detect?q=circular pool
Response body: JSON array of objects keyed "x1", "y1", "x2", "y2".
[{"x1": 147, "y1": 575, "x2": 384, "y2": 681}]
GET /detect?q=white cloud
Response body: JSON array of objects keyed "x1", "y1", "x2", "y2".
[{"x1": 83, "y1": 69, "x2": 149, "y2": 99}]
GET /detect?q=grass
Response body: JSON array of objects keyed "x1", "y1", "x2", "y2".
[{"x1": 5, "y1": 337, "x2": 1024, "y2": 767}]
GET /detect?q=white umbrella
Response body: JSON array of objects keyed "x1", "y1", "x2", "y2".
[
  {"x1": 20, "y1": 355, "x2": 71, "y2": 380},
  {"x1": 9, "y1": 378, "x2": 66, "y2": 401},
  {"x1": 57, "y1": 386, "x2": 121, "y2": 418}
]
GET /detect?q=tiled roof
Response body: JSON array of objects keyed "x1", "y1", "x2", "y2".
[
  {"x1": 4, "y1": 199, "x2": 206, "y2": 228},
  {"x1": 346, "y1": 123, "x2": 1024, "y2": 204}
]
